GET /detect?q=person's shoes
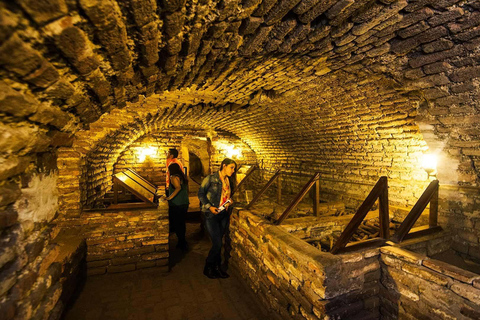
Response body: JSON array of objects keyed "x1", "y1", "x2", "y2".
[
  {"x1": 215, "y1": 265, "x2": 230, "y2": 278},
  {"x1": 176, "y1": 241, "x2": 189, "y2": 252},
  {"x1": 203, "y1": 265, "x2": 219, "y2": 279}
]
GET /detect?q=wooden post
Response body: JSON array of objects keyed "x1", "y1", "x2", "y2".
[
  {"x1": 314, "y1": 180, "x2": 320, "y2": 217},
  {"x1": 235, "y1": 165, "x2": 257, "y2": 195},
  {"x1": 247, "y1": 169, "x2": 281, "y2": 209},
  {"x1": 113, "y1": 181, "x2": 118, "y2": 204},
  {"x1": 378, "y1": 178, "x2": 389, "y2": 239},
  {"x1": 391, "y1": 180, "x2": 440, "y2": 243},
  {"x1": 429, "y1": 181, "x2": 439, "y2": 227},
  {"x1": 275, "y1": 173, "x2": 320, "y2": 225},
  {"x1": 330, "y1": 176, "x2": 388, "y2": 254},
  {"x1": 277, "y1": 174, "x2": 282, "y2": 204}
]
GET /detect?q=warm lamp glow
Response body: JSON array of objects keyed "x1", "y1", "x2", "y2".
[
  {"x1": 216, "y1": 142, "x2": 242, "y2": 159},
  {"x1": 137, "y1": 146, "x2": 157, "y2": 162},
  {"x1": 422, "y1": 154, "x2": 437, "y2": 177}
]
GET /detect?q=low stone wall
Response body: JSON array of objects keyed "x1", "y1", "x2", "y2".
[
  {"x1": 1, "y1": 226, "x2": 86, "y2": 320},
  {"x1": 380, "y1": 246, "x2": 480, "y2": 319},
  {"x1": 73, "y1": 205, "x2": 170, "y2": 275},
  {"x1": 230, "y1": 208, "x2": 382, "y2": 320}
]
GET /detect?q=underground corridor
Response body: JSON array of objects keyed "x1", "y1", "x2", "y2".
[{"x1": 1, "y1": 0, "x2": 480, "y2": 319}]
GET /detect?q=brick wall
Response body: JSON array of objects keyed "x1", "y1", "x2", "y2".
[
  {"x1": 64, "y1": 206, "x2": 171, "y2": 276},
  {"x1": 1, "y1": 0, "x2": 480, "y2": 319},
  {"x1": 380, "y1": 246, "x2": 480, "y2": 319},
  {"x1": 230, "y1": 208, "x2": 382, "y2": 319}
]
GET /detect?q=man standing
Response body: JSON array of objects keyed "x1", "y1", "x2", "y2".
[{"x1": 166, "y1": 148, "x2": 183, "y2": 196}]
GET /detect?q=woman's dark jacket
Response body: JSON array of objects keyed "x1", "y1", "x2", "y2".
[{"x1": 198, "y1": 172, "x2": 234, "y2": 213}]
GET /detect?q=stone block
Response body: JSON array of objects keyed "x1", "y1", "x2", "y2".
[
  {"x1": 17, "y1": 0, "x2": 67, "y2": 24},
  {"x1": 449, "y1": 65, "x2": 480, "y2": 82},
  {"x1": 0, "y1": 181, "x2": 21, "y2": 207},
  {"x1": 0, "y1": 82, "x2": 39, "y2": 117},
  {"x1": 422, "y1": 38, "x2": 453, "y2": 53},
  {"x1": 107, "y1": 263, "x2": 135, "y2": 273},
  {"x1": 252, "y1": 0, "x2": 277, "y2": 16},
  {"x1": 450, "y1": 282, "x2": 480, "y2": 304},
  {"x1": 423, "y1": 62, "x2": 451, "y2": 75},
  {"x1": 87, "y1": 267, "x2": 106, "y2": 276},
  {"x1": 299, "y1": 0, "x2": 337, "y2": 24},
  {"x1": 428, "y1": 7, "x2": 464, "y2": 27},
  {"x1": 0, "y1": 34, "x2": 43, "y2": 76},
  {"x1": 409, "y1": 46, "x2": 464, "y2": 68},
  {"x1": 380, "y1": 246, "x2": 424, "y2": 265},
  {"x1": 423, "y1": 259, "x2": 480, "y2": 284}
]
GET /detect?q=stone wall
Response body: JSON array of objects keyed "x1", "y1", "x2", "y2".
[
  {"x1": 54, "y1": 205, "x2": 170, "y2": 276},
  {"x1": 439, "y1": 186, "x2": 480, "y2": 263},
  {"x1": 0, "y1": 223, "x2": 86, "y2": 320},
  {"x1": 230, "y1": 206, "x2": 480, "y2": 320},
  {"x1": 230, "y1": 208, "x2": 382, "y2": 319},
  {"x1": 1, "y1": 0, "x2": 480, "y2": 319},
  {"x1": 380, "y1": 246, "x2": 480, "y2": 319}
]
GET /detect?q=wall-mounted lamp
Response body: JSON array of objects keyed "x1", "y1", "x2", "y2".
[
  {"x1": 216, "y1": 142, "x2": 243, "y2": 159},
  {"x1": 137, "y1": 146, "x2": 157, "y2": 162},
  {"x1": 422, "y1": 153, "x2": 437, "y2": 179}
]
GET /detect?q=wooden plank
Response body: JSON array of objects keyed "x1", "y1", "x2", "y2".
[
  {"x1": 246, "y1": 169, "x2": 281, "y2": 209},
  {"x1": 430, "y1": 181, "x2": 439, "y2": 227},
  {"x1": 330, "y1": 176, "x2": 387, "y2": 254},
  {"x1": 127, "y1": 168, "x2": 157, "y2": 189},
  {"x1": 403, "y1": 225, "x2": 443, "y2": 240},
  {"x1": 275, "y1": 173, "x2": 320, "y2": 225},
  {"x1": 124, "y1": 169, "x2": 156, "y2": 194},
  {"x1": 338, "y1": 238, "x2": 386, "y2": 253},
  {"x1": 314, "y1": 180, "x2": 320, "y2": 217},
  {"x1": 114, "y1": 174, "x2": 154, "y2": 204},
  {"x1": 114, "y1": 181, "x2": 119, "y2": 204},
  {"x1": 277, "y1": 174, "x2": 282, "y2": 203},
  {"x1": 379, "y1": 180, "x2": 389, "y2": 239},
  {"x1": 391, "y1": 180, "x2": 439, "y2": 243},
  {"x1": 235, "y1": 165, "x2": 257, "y2": 194},
  {"x1": 107, "y1": 202, "x2": 156, "y2": 210}
]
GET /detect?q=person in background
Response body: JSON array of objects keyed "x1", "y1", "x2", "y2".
[
  {"x1": 198, "y1": 158, "x2": 237, "y2": 279},
  {"x1": 165, "y1": 148, "x2": 183, "y2": 196},
  {"x1": 163, "y1": 163, "x2": 189, "y2": 251}
]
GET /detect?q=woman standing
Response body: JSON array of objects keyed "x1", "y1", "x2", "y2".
[
  {"x1": 164, "y1": 163, "x2": 189, "y2": 251},
  {"x1": 198, "y1": 158, "x2": 237, "y2": 279}
]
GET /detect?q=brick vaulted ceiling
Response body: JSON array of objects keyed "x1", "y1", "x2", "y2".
[{"x1": 1, "y1": 0, "x2": 480, "y2": 193}]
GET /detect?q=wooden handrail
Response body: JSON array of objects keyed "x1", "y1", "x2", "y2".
[
  {"x1": 391, "y1": 180, "x2": 439, "y2": 243},
  {"x1": 275, "y1": 173, "x2": 321, "y2": 225},
  {"x1": 234, "y1": 165, "x2": 257, "y2": 194},
  {"x1": 330, "y1": 176, "x2": 389, "y2": 254},
  {"x1": 246, "y1": 169, "x2": 281, "y2": 209}
]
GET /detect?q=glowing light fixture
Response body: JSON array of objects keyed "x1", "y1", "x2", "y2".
[
  {"x1": 137, "y1": 146, "x2": 157, "y2": 162},
  {"x1": 422, "y1": 153, "x2": 437, "y2": 178},
  {"x1": 216, "y1": 142, "x2": 242, "y2": 159}
]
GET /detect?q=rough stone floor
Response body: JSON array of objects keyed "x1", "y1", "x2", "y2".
[{"x1": 64, "y1": 221, "x2": 267, "y2": 320}]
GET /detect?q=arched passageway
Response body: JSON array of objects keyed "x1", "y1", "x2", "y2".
[{"x1": 1, "y1": 0, "x2": 479, "y2": 319}]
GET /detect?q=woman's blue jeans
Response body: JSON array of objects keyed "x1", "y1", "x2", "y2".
[{"x1": 205, "y1": 210, "x2": 230, "y2": 266}]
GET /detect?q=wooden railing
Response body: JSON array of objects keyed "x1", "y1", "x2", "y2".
[
  {"x1": 234, "y1": 165, "x2": 257, "y2": 195},
  {"x1": 245, "y1": 170, "x2": 323, "y2": 225},
  {"x1": 246, "y1": 169, "x2": 281, "y2": 209},
  {"x1": 275, "y1": 173, "x2": 321, "y2": 225},
  {"x1": 391, "y1": 180, "x2": 441, "y2": 243},
  {"x1": 330, "y1": 176, "x2": 389, "y2": 254}
]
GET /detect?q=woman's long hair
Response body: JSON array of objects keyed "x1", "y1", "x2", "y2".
[
  {"x1": 168, "y1": 163, "x2": 188, "y2": 185},
  {"x1": 220, "y1": 158, "x2": 237, "y2": 194}
]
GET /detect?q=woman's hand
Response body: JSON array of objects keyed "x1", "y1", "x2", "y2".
[
  {"x1": 225, "y1": 199, "x2": 233, "y2": 208},
  {"x1": 209, "y1": 206, "x2": 219, "y2": 214}
]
